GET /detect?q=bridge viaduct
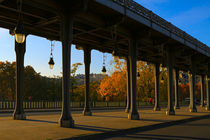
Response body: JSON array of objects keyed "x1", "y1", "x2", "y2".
[{"x1": 0, "y1": 0, "x2": 209, "y2": 127}]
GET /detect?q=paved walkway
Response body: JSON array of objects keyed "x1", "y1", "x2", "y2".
[{"x1": 0, "y1": 106, "x2": 209, "y2": 140}]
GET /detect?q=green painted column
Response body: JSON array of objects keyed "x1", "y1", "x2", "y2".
[
  {"x1": 128, "y1": 39, "x2": 139, "y2": 120},
  {"x1": 154, "y1": 63, "x2": 161, "y2": 111},
  {"x1": 200, "y1": 75, "x2": 205, "y2": 108},
  {"x1": 206, "y1": 63, "x2": 210, "y2": 111},
  {"x1": 166, "y1": 49, "x2": 175, "y2": 115},
  {"x1": 59, "y1": 15, "x2": 74, "y2": 128},
  {"x1": 82, "y1": 47, "x2": 92, "y2": 116},
  {"x1": 125, "y1": 57, "x2": 131, "y2": 113},
  {"x1": 174, "y1": 69, "x2": 180, "y2": 109},
  {"x1": 13, "y1": 40, "x2": 26, "y2": 120},
  {"x1": 189, "y1": 59, "x2": 197, "y2": 112}
]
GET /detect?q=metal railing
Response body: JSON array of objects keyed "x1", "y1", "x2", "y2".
[
  {"x1": 0, "y1": 101, "x2": 153, "y2": 110},
  {"x1": 0, "y1": 100, "x2": 189, "y2": 110},
  {"x1": 112, "y1": 0, "x2": 210, "y2": 54},
  {"x1": 0, "y1": 101, "x2": 128, "y2": 110}
]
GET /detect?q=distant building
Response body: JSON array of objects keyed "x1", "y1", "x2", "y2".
[{"x1": 74, "y1": 73, "x2": 107, "y2": 85}]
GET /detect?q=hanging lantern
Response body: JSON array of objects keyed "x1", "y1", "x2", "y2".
[
  {"x1": 188, "y1": 70, "x2": 192, "y2": 77},
  {"x1": 14, "y1": 0, "x2": 25, "y2": 43},
  {"x1": 161, "y1": 76, "x2": 164, "y2": 83},
  {"x1": 48, "y1": 41, "x2": 55, "y2": 70},
  {"x1": 102, "y1": 66, "x2": 107, "y2": 74},
  {"x1": 112, "y1": 47, "x2": 119, "y2": 62},
  {"x1": 15, "y1": 21, "x2": 25, "y2": 43},
  {"x1": 179, "y1": 72, "x2": 183, "y2": 78},
  {"x1": 102, "y1": 53, "x2": 107, "y2": 74},
  {"x1": 113, "y1": 55, "x2": 119, "y2": 62},
  {"x1": 48, "y1": 56, "x2": 55, "y2": 69},
  {"x1": 137, "y1": 71, "x2": 140, "y2": 79}
]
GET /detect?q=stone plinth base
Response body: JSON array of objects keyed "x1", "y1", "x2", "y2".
[
  {"x1": 154, "y1": 107, "x2": 161, "y2": 111},
  {"x1": 128, "y1": 112, "x2": 139, "y2": 120},
  {"x1": 82, "y1": 110, "x2": 92, "y2": 116},
  {"x1": 189, "y1": 106, "x2": 197, "y2": 112},
  {"x1": 205, "y1": 107, "x2": 210, "y2": 111},
  {"x1": 125, "y1": 108, "x2": 130, "y2": 113},
  {"x1": 174, "y1": 106, "x2": 180, "y2": 110},
  {"x1": 59, "y1": 119, "x2": 74, "y2": 128},
  {"x1": 200, "y1": 104, "x2": 205, "y2": 108},
  {"x1": 166, "y1": 110, "x2": 175, "y2": 115},
  {"x1": 13, "y1": 113, "x2": 26, "y2": 120}
]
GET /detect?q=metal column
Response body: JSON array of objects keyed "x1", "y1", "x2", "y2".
[
  {"x1": 128, "y1": 39, "x2": 139, "y2": 120},
  {"x1": 82, "y1": 47, "x2": 92, "y2": 116},
  {"x1": 13, "y1": 40, "x2": 26, "y2": 120},
  {"x1": 59, "y1": 15, "x2": 74, "y2": 127},
  {"x1": 154, "y1": 64, "x2": 161, "y2": 111}
]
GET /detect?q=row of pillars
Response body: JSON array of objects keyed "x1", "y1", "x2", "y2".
[{"x1": 12, "y1": 14, "x2": 210, "y2": 128}]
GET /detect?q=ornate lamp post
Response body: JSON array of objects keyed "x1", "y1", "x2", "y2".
[
  {"x1": 13, "y1": 0, "x2": 26, "y2": 120},
  {"x1": 48, "y1": 41, "x2": 55, "y2": 69},
  {"x1": 101, "y1": 53, "x2": 107, "y2": 75},
  {"x1": 112, "y1": 48, "x2": 120, "y2": 62},
  {"x1": 14, "y1": 0, "x2": 25, "y2": 44}
]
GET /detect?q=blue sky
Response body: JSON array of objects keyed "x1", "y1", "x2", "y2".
[{"x1": 0, "y1": 0, "x2": 209, "y2": 77}]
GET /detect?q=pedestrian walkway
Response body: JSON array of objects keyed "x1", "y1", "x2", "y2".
[{"x1": 0, "y1": 107, "x2": 209, "y2": 140}]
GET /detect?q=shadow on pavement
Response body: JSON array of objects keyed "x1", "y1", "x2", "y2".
[
  {"x1": 75, "y1": 124, "x2": 117, "y2": 132},
  {"x1": 25, "y1": 119, "x2": 57, "y2": 124},
  {"x1": 116, "y1": 133, "x2": 210, "y2": 140},
  {"x1": 61, "y1": 115, "x2": 210, "y2": 140},
  {"x1": 93, "y1": 115, "x2": 127, "y2": 119}
]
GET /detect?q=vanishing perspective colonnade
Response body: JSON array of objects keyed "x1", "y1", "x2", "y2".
[{"x1": 0, "y1": 0, "x2": 209, "y2": 128}]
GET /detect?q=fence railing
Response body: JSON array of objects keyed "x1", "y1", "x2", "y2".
[
  {"x1": 0, "y1": 100, "x2": 188, "y2": 110},
  {"x1": 0, "y1": 101, "x2": 128, "y2": 110},
  {"x1": 112, "y1": 0, "x2": 210, "y2": 54},
  {"x1": 0, "y1": 101, "x2": 153, "y2": 110}
]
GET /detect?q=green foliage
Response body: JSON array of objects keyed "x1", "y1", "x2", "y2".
[{"x1": 0, "y1": 61, "x2": 62, "y2": 101}]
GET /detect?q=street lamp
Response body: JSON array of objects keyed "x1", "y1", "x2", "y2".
[
  {"x1": 14, "y1": 0, "x2": 25, "y2": 43},
  {"x1": 102, "y1": 66, "x2": 107, "y2": 75},
  {"x1": 48, "y1": 56, "x2": 55, "y2": 69},
  {"x1": 48, "y1": 41, "x2": 55, "y2": 69},
  {"x1": 112, "y1": 48, "x2": 119, "y2": 62},
  {"x1": 188, "y1": 70, "x2": 192, "y2": 77},
  {"x1": 15, "y1": 21, "x2": 25, "y2": 43},
  {"x1": 161, "y1": 75, "x2": 164, "y2": 83},
  {"x1": 137, "y1": 71, "x2": 140, "y2": 79},
  {"x1": 102, "y1": 53, "x2": 107, "y2": 75}
]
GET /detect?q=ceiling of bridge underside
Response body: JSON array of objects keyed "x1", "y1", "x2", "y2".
[{"x1": 0, "y1": 0, "x2": 209, "y2": 74}]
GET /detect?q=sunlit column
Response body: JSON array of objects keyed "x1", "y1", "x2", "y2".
[
  {"x1": 206, "y1": 63, "x2": 210, "y2": 111},
  {"x1": 128, "y1": 39, "x2": 139, "y2": 120},
  {"x1": 154, "y1": 63, "x2": 161, "y2": 111},
  {"x1": 174, "y1": 69, "x2": 180, "y2": 109},
  {"x1": 125, "y1": 57, "x2": 131, "y2": 113}
]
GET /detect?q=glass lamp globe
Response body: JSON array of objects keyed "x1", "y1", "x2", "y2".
[
  {"x1": 113, "y1": 55, "x2": 119, "y2": 62},
  {"x1": 48, "y1": 57, "x2": 55, "y2": 70},
  {"x1": 137, "y1": 72, "x2": 140, "y2": 79},
  {"x1": 15, "y1": 21, "x2": 25, "y2": 43},
  {"x1": 102, "y1": 66, "x2": 107, "y2": 75},
  {"x1": 15, "y1": 34, "x2": 25, "y2": 43},
  {"x1": 161, "y1": 76, "x2": 164, "y2": 83}
]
